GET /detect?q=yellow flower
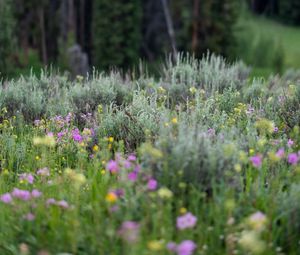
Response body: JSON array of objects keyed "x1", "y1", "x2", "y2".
[
  {"x1": 147, "y1": 240, "x2": 164, "y2": 251},
  {"x1": 93, "y1": 145, "x2": 99, "y2": 152},
  {"x1": 100, "y1": 169, "x2": 106, "y2": 175},
  {"x1": 158, "y1": 187, "x2": 173, "y2": 199},
  {"x1": 171, "y1": 117, "x2": 178, "y2": 124},
  {"x1": 189, "y1": 86, "x2": 197, "y2": 94},
  {"x1": 249, "y1": 149, "x2": 255, "y2": 155},
  {"x1": 35, "y1": 156, "x2": 40, "y2": 161},
  {"x1": 234, "y1": 163, "x2": 242, "y2": 173},
  {"x1": 180, "y1": 207, "x2": 187, "y2": 214},
  {"x1": 33, "y1": 135, "x2": 55, "y2": 147},
  {"x1": 105, "y1": 192, "x2": 117, "y2": 203},
  {"x1": 108, "y1": 137, "x2": 114, "y2": 143}
]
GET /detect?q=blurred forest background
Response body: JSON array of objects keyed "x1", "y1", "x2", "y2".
[{"x1": 0, "y1": 0, "x2": 300, "y2": 78}]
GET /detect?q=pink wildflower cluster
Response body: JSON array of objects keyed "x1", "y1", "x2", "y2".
[
  {"x1": 176, "y1": 212, "x2": 197, "y2": 230},
  {"x1": 118, "y1": 221, "x2": 140, "y2": 243},
  {"x1": 167, "y1": 240, "x2": 197, "y2": 255},
  {"x1": 0, "y1": 188, "x2": 42, "y2": 204}
]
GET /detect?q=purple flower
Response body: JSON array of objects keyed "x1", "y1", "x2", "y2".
[
  {"x1": 147, "y1": 179, "x2": 158, "y2": 191},
  {"x1": 118, "y1": 221, "x2": 140, "y2": 243},
  {"x1": 57, "y1": 200, "x2": 69, "y2": 209},
  {"x1": 288, "y1": 139, "x2": 294, "y2": 148},
  {"x1": 176, "y1": 212, "x2": 197, "y2": 230},
  {"x1": 128, "y1": 154, "x2": 137, "y2": 161},
  {"x1": 176, "y1": 240, "x2": 197, "y2": 255},
  {"x1": 273, "y1": 127, "x2": 279, "y2": 133},
  {"x1": 23, "y1": 213, "x2": 35, "y2": 221},
  {"x1": 37, "y1": 167, "x2": 50, "y2": 177},
  {"x1": 167, "y1": 242, "x2": 177, "y2": 252},
  {"x1": 128, "y1": 171, "x2": 138, "y2": 182},
  {"x1": 250, "y1": 155, "x2": 262, "y2": 168},
  {"x1": 288, "y1": 153, "x2": 298, "y2": 165},
  {"x1": 31, "y1": 189, "x2": 42, "y2": 198},
  {"x1": 276, "y1": 148, "x2": 285, "y2": 158},
  {"x1": 0, "y1": 193, "x2": 13, "y2": 204},
  {"x1": 72, "y1": 129, "x2": 82, "y2": 142},
  {"x1": 106, "y1": 160, "x2": 119, "y2": 174},
  {"x1": 123, "y1": 160, "x2": 131, "y2": 169},
  {"x1": 46, "y1": 198, "x2": 56, "y2": 206},
  {"x1": 19, "y1": 173, "x2": 34, "y2": 184},
  {"x1": 11, "y1": 188, "x2": 31, "y2": 201}
]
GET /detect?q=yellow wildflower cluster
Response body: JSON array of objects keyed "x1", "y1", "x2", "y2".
[{"x1": 33, "y1": 135, "x2": 56, "y2": 147}]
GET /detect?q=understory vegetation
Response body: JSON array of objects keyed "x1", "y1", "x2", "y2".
[{"x1": 1, "y1": 55, "x2": 300, "y2": 255}]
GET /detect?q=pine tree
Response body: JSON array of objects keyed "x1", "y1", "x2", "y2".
[
  {"x1": 0, "y1": 0, "x2": 15, "y2": 76},
  {"x1": 92, "y1": 0, "x2": 142, "y2": 70}
]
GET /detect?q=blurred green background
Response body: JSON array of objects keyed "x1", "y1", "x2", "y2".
[{"x1": 0, "y1": 0, "x2": 300, "y2": 78}]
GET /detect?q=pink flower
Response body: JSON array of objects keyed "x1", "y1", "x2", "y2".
[
  {"x1": 57, "y1": 200, "x2": 69, "y2": 209},
  {"x1": 118, "y1": 221, "x2": 140, "y2": 243},
  {"x1": 127, "y1": 154, "x2": 137, "y2": 161},
  {"x1": 288, "y1": 139, "x2": 294, "y2": 148},
  {"x1": 23, "y1": 213, "x2": 35, "y2": 221},
  {"x1": 0, "y1": 193, "x2": 13, "y2": 204},
  {"x1": 37, "y1": 167, "x2": 50, "y2": 176},
  {"x1": 11, "y1": 188, "x2": 31, "y2": 201},
  {"x1": 147, "y1": 179, "x2": 158, "y2": 191},
  {"x1": 176, "y1": 240, "x2": 197, "y2": 255},
  {"x1": 46, "y1": 198, "x2": 56, "y2": 206},
  {"x1": 106, "y1": 160, "x2": 119, "y2": 174},
  {"x1": 250, "y1": 155, "x2": 262, "y2": 168},
  {"x1": 176, "y1": 212, "x2": 197, "y2": 230},
  {"x1": 31, "y1": 189, "x2": 42, "y2": 198},
  {"x1": 19, "y1": 173, "x2": 34, "y2": 184},
  {"x1": 288, "y1": 153, "x2": 298, "y2": 165},
  {"x1": 123, "y1": 160, "x2": 131, "y2": 169},
  {"x1": 276, "y1": 148, "x2": 285, "y2": 158}
]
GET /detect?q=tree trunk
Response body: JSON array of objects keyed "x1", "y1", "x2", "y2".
[
  {"x1": 38, "y1": 7, "x2": 48, "y2": 64},
  {"x1": 192, "y1": 0, "x2": 200, "y2": 53},
  {"x1": 161, "y1": 0, "x2": 177, "y2": 60}
]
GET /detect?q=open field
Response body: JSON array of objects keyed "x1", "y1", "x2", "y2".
[{"x1": 0, "y1": 55, "x2": 300, "y2": 254}]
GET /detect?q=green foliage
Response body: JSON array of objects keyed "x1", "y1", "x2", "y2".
[
  {"x1": 0, "y1": 0, "x2": 15, "y2": 77},
  {"x1": 278, "y1": 0, "x2": 300, "y2": 25},
  {"x1": 93, "y1": 0, "x2": 142, "y2": 70}
]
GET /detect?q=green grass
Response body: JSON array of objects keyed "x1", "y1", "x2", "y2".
[{"x1": 236, "y1": 12, "x2": 300, "y2": 76}]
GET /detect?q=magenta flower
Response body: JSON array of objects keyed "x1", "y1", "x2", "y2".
[
  {"x1": 250, "y1": 155, "x2": 262, "y2": 168},
  {"x1": 288, "y1": 139, "x2": 294, "y2": 148},
  {"x1": 288, "y1": 153, "x2": 298, "y2": 165},
  {"x1": 276, "y1": 148, "x2": 285, "y2": 158},
  {"x1": 176, "y1": 240, "x2": 197, "y2": 255},
  {"x1": 118, "y1": 221, "x2": 140, "y2": 243},
  {"x1": 106, "y1": 160, "x2": 119, "y2": 174},
  {"x1": 0, "y1": 193, "x2": 13, "y2": 204},
  {"x1": 176, "y1": 212, "x2": 197, "y2": 230},
  {"x1": 19, "y1": 173, "x2": 34, "y2": 184},
  {"x1": 128, "y1": 171, "x2": 138, "y2": 182},
  {"x1": 147, "y1": 179, "x2": 158, "y2": 191},
  {"x1": 128, "y1": 154, "x2": 137, "y2": 161},
  {"x1": 11, "y1": 188, "x2": 31, "y2": 201}
]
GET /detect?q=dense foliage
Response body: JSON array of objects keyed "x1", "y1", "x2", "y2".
[
  {"x1": 1, "y1": 55, "x2": 300, "y2": 254},
  {"x1": 0, "y1": 0, "x2": 15, "y2": 76}
]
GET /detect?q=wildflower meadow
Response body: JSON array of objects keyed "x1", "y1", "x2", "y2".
[{"x1": 1, "y1": 55, "x2": 300, "y2": 254}]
